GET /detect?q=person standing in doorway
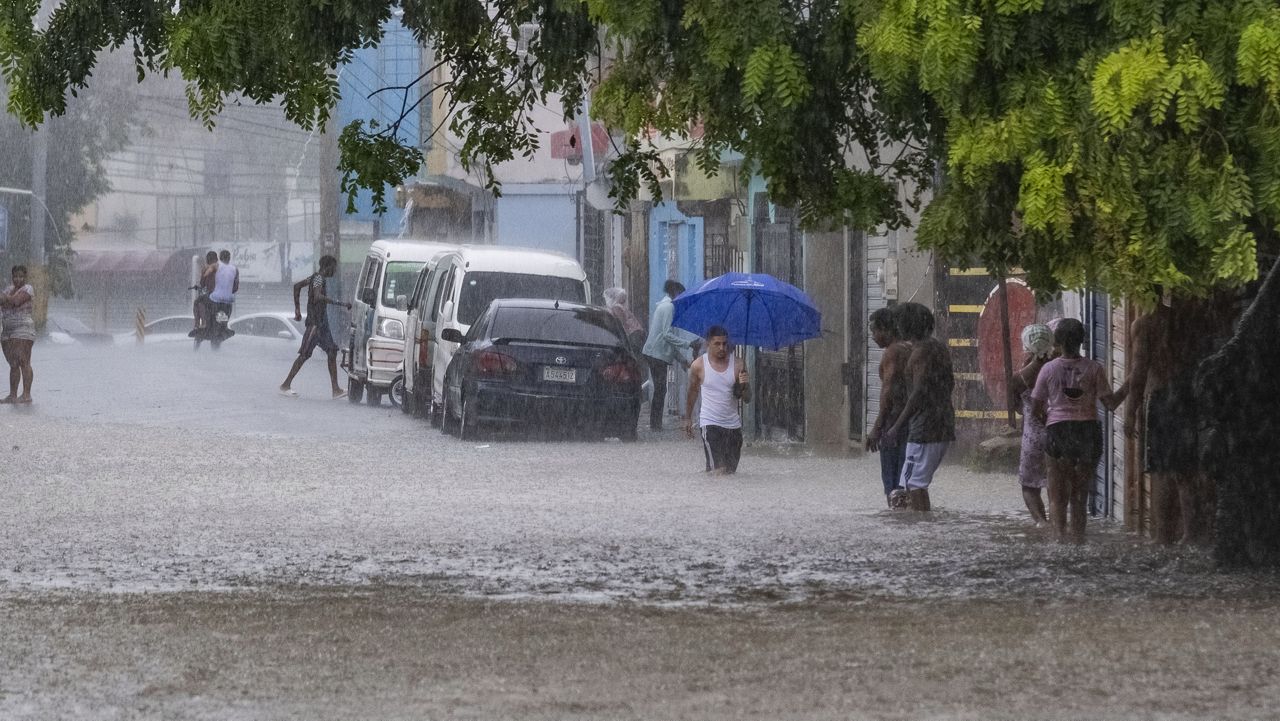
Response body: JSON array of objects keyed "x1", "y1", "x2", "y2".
[
  {"x1": 885, "y1": 302, "x2": 955, "y2": 511},
  {"x1": 642, "y1": 280, "x2": 691, "y2": 431},
  {"x1": 280, "y1": 255, "x2": 351, "y2": 398},
  {"x1": 866, "y1": 306, "x2": 912, "y2": 505},
  {"x1": 685, "y1": 325, "x2": 749, "y2": 474},
  {"x1": 0, "y1": 265, "x2": 36, "y2": 404},
  {"x1": 1031, "y1": 318, "x2": 1127, "y2": 543}
]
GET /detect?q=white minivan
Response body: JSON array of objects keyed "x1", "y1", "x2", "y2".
[
  {"x1": 417, "y1": 246, "x2": 590, "y2": 421},
  {"x1": 348, "y1": 239, "x2": 456, "y2": 406}
]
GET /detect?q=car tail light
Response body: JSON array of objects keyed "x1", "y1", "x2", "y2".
[
  {"x1": 476, "y1": 350, "x2": 519, "y2": 377},
  {"x1": 418, "y1": 330, "x2": 431, "y2": 368},
  {"x1": 602, "y1": 360, "x2": 638, "y2": 384}
]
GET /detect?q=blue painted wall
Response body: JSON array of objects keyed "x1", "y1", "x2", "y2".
[{"x1": 336, "y1": 13, "x2": 422, "y2": 229}]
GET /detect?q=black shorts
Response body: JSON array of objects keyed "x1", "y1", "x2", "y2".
[
  {"x1": 702, "y1": 425, "x2": 743, "y2": 473},
  {"x1": 1145, "y1": 386, "x2": 1198, "y2": 473},
  {"x1": 1045, "y1": 420, "x2": 1102, "y2": 465},
  {"x1": 299, "y1": 322, "x2": 338, "y2": 359}
]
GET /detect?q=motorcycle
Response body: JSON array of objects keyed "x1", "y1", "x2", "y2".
[{"x1": 187, "y1": 285, "x2": 235, "y2": 350}]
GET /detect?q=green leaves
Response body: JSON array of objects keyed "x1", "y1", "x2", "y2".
[{"x1": 1238, "y1": 8, "x2": 1280, "y2": 101}]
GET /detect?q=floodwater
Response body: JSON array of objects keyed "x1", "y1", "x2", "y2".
[{"x1": 1, "y1": 339, "x2": 1277, "y2": 719}]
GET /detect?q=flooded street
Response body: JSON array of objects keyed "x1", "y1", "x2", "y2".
[{"x1": 2, "y1": 340, "x2": 1278, "y2": 719}]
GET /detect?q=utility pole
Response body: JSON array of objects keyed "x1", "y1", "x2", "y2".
[
  {"x1": 28, "y1": 0, "x2": 55, "y2": 328},
  {"x1": 318, "y1": 112, "x2": 341, "y2": 264}
]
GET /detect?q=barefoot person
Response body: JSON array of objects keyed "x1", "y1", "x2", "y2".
[
  {"x1": 885, "y1": 302, "x2": 955, "y2": 511},
  {"x1": 866, "y1": 307, "x2": 912, "y2": 506},
  {"x1": 1010, "y1": 322, "x2": 1055, "y2": 525},
  {"x1": 685, "y1": 325, "x2": 749, "y2": 475},
  {"x1": 0, "y1": 265, "x2": 36, "y2": 404},
  {"x1": 1030, "y1": 318, "x2": 1126, "y2": 543},
  {"x1": 280, "y1": 255, "x2": 350, "y2": 398}
]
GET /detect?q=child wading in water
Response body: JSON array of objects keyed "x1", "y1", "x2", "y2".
[
  {"x1": 1011, "y1": 323, "x2": 1055, "y2": 525},
  {"x1": 1030, "y1": 318, "x2": 1127, "y2": 543}
]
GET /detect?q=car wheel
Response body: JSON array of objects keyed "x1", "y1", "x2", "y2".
[
  {"x1": 390, "y1": 376, "x2": 406, "y2": 410},
  {"x1": 459, "y1": 393, "x2": 478, "y2": 441},
  {"x1": 348, "y1": 376, "x2": 364, "y2": 404},
  {"x1": 441, "y1": 392, "x2": 459, "y2": 435}
]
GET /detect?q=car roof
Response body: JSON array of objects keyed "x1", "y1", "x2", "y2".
[
  {"x1": 488, "y1": 298, "x2": 598, "y2": 312},
  {"x1": 368, "y1": 239, "x2": 459, "y2": 262},
  {"x1": 442, "y1": 246, "x2": 587, "y2": 279}
]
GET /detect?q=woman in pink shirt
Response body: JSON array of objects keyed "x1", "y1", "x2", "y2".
[{"x1": 1030, "y1": 318, "x2": 1127, "y2": 543}]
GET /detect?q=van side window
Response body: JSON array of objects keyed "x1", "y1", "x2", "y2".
[
  {"x1": 409, "y1": 269, "x2": 430, "y2": 311},
  {"x1": 361, "y1": 258, "x2": 382, "y2": 298},
  {"x1": 428, "y1": 265, "x2": 454, "y2": 322}
]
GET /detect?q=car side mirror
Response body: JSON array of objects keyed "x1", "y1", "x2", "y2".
[
  {"x1": 360, "y1": 288, "x2": 377, "y2": 306},
  {"x1": 395, "y1": 294, "x2": 408, "y2": 312},
  {"x1": 440, "y1": 328, "x2": 464, "y2": 344}
]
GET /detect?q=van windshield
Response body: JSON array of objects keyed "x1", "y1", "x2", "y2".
[
  {"x1": 382, "y1": 261, "x2": 425, "y2": 306},
  {"x1": 457, "y1": 272, "x2": 586, "y2": 326}
]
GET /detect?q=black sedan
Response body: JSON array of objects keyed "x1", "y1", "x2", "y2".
[{"x1": 439, "y1": 298, "x2": 644, "y2": 441}]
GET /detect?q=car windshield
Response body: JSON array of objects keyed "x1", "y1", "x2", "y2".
[
  {"x1": 457, "y1": 272, "x2": 585, "y2": 326},
  {"x1": 490, "y1": 306, "x2": 624, "y2": 347},
  {"x1": 382, "y1": 261, "x2": 424, "y2": 306}
]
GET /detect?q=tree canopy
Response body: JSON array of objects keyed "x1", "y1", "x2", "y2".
[{"x1": 4, "y1": 0, "x2": 1278, "y2": 298}]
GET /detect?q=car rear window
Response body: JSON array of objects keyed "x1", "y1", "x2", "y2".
[
  {"x1": 382, "y1": 261, "x2": 425, "y2": 306},
  {"x1": 457, "y1": 272, "x2": 586, "y2": 325},
  {"x1": 490, "y1": 307, "x2": 624, "y2": 347}
]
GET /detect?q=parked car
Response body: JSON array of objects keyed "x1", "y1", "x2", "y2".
[
  {"x1": 45, "y1": 314, "x2": 115, "y2": 345},
  {"x1": 417, "y1": 246, "x2": 590, "y2": 425},
  {"x1": 439, "y1": 298, "x2": 643, "y2": 441},
  {"x1": 227, "y1": 312, "x2": 305, "y2": 343},
  {"x1": 112, "y1": 315, "x2": 196, "y2": 345},
  {"x1": 347, "y1": 239, "x2": 458, "y2": 408}
]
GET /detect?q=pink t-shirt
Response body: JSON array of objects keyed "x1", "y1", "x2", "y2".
[{"x1": 1030, "y1": 356, "x2": 1111, "y2": 426}]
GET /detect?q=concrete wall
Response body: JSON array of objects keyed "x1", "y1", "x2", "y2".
[{"x1": 803, "y1": 228, "x2": 850, "y2": 448}]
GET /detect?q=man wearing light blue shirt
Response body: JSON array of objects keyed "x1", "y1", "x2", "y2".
[{"x1": 642, "y1": 280, "x2": 691, "y2": 431}]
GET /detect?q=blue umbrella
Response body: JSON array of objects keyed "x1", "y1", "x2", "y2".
[{"x1": 672, "y1": 272, "x2": 821, "y2": 349}]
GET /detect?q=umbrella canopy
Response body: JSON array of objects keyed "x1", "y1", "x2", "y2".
[{"x1": 672, "y1": 272, "x2": 821, "y2": 349}]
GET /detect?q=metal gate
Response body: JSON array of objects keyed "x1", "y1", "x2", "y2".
[
  {"x1": 1086, "y1": 291, "x2": 1114, "y2": 517},
  {"x1": 754, "y1": 216, "x2": 805, "y2": 441}
]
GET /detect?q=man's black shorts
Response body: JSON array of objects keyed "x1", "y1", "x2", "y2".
[
  {"x1": 1045, "y1": 420, "x2": 1102, "y2": 465},
  {"x1": 702, "y1": 425, "x2": 743, "y2": 473},
  {"x1": 299, "y1": 321, "x2": 338, "y2": 359}
]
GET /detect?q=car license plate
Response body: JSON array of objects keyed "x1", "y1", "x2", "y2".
[{"x1": 543, "y1": 367, "x2": 576, "y2": 383}]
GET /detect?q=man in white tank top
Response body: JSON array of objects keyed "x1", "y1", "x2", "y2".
[
  {"x1": 209, "y1": 249, "x2": 240, "y2": 304},
  {"x1": 685, "y1": 325, "x2": 750, "y2": 474}
]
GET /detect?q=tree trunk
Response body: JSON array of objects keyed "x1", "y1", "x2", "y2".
[{"x1": 1196, "y1": 257, "x2": 1280, "y2": 567}]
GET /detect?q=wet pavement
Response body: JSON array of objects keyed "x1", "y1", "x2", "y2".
[{"x1": 2, "y1": 339, "x2": 1278, "y2": 719}]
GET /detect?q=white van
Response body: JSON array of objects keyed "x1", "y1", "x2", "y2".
[
  {"x1": 399, "y1": 251, "x2": 452, "y2": 417},
  {"x1": 418, "y1": 246, "x2": 590, "y2": 421},
  {"x1": 348, "y1": 239, "x2": 457, "y2": 406}
]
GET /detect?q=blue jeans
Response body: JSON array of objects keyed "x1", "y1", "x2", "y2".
[{"x1": 880, "y1": 443, "x2": 906, "y2": 497}]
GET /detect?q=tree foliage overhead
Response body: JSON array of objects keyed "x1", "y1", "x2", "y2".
[
  {"x1": 4, "y1": 1, "x2": 1279, "y2": 298},
  {"x1": 860, "y1": 0, "x2": 1280, "y2": 298}
]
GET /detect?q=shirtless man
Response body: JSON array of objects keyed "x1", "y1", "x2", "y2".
[
  {"x1": 867, "y1": 306, "x2": 912, "y2": 505},
  {"x1": 885, "y1": 302, "x2": 956, "y2": 511},
  {"x1": 684, "y1": 325, "x2": 750, "y2": 475},
  {"x1": 280, "y1": 255, "x2": 351, "y2": 398},
  {"x1": 1125, "y1": 292, "x2": 1233, "y2": 545}
]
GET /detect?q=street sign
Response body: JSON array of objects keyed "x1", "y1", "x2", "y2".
[{"x1": 0, "y1": 206, "x2": 8, "y2": 253}]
